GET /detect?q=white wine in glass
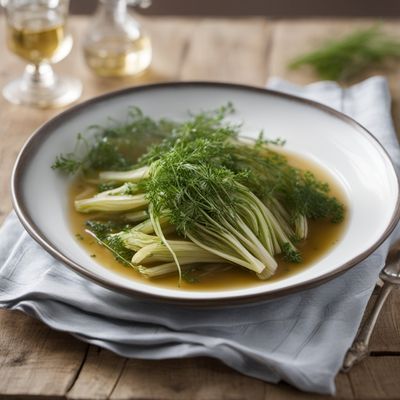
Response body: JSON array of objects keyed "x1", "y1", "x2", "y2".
[{"x1": 2, "y1": 0, "x2": 82, "y2": 108}]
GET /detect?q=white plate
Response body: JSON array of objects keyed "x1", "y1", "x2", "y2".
[{"x1": 11, "y1": 82, "x2": 400, "y2": 304}]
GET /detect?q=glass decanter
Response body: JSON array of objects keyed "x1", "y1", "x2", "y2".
[{"x1": 83, "y1": 0, "x2": 152, "y2": 77}]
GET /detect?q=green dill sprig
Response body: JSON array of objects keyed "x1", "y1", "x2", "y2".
[
  {"x1": 85, "y1": 220, "x2": 135, "y2": 266},
  {"x1": 137, "y1": 103, "x2": 237, "y2": 167},
  {"x1": 52, "y1": 107, "x2": 177, "y2": 175},
  {"x1": 85, "y1": 220, "x2": 130, "y2": 240},
  {"x1": 289, "y1": 25, "x2": 400, "y2": 81},
  {"x1": 52, "y1": 154, "x2": 82, "y2": 174},
  {"x1": 229, "y1": 144, "x2": 344, "y2": 223}
]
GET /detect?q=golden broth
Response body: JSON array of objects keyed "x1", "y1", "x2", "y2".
[{"x1": 69, "y1": 150, "x2": 347, "y2": 291}]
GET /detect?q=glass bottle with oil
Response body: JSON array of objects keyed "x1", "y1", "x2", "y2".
[{"x1": 83, "y1": 0, "x2": 152, "y2": 77}]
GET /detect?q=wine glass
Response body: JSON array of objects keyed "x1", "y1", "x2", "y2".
[{"x1": 2, "y1": 0, "x2": 82, "y2": 108}]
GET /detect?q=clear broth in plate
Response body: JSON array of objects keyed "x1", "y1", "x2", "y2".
[{"x1": 68, "y1": 148, "x2": 348, "y2": 291}]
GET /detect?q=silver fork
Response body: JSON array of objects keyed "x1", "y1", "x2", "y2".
[{"x1": 342, "y1": 240, "x2": 400, "y2": 372}]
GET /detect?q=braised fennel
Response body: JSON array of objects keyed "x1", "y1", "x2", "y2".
[{"x1": 53, "y1": 105, "x2": 344, "y2": 284}]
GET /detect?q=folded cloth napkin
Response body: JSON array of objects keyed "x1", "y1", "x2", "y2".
[{"x1": 0, "y1": 76, "x2": 399, "y2": 395}]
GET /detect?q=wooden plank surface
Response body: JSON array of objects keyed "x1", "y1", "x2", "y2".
[
  {"x1": 0, "y1": 15, "x2": 400, "y2": 400},
  {"x1": 67, "y1": 347, "x2": 126, "y2": 400},
  {"x1": 0, "y1": 310, "x2": 87, "y2": 397},
  {"x1": 180, "y1": 18, "x2": 271, "y2": 84}
]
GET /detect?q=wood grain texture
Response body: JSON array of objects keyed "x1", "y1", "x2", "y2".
[
  {"x1": 263, "y1": 373, "x2": 354, "y2": 400},
  {"x1": 367, "y1": 290, "x2": 400, "y2": 353},
  {"x1": 67, "y1": 347, "x2": 126, "y2": 400},
  {"x1": 110, "y1": 358, "x2": 266, "y2": 400},
  {"x1": 346, "y1": 357, "x2": 400, "y2": 399},
  {"x1": 180, "y1": 18, "x2": 271, "y2": 85},
  {"x1": 0, "y1": 15, "x2": 400, "y2": 400},
  {"x1": 0, "y1": 310, "x2": 87, "y2": 397}
]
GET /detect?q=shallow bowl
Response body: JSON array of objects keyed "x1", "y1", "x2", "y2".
[{"x1": 11, "y1": 82, "x2": 400, "y2": 304}]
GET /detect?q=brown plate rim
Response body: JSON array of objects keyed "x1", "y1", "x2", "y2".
[{"x1": 11, "y1": 81, "x2": 400, "y2": 307}]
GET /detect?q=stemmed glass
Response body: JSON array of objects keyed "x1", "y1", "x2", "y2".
[{"x1": 2, "y1": 0, "x2": 82, "y2": 108}]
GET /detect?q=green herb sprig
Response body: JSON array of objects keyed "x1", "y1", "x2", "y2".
[
  {"x1": 289, "y1": 25, "x2": 400, "y2": 81},
  {"x1": 52, "y1": 107, "x2": 177, "y2": 175}
]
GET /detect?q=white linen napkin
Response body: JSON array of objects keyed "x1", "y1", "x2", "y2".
[{"x1": 0, "y1": 76, "x2": 398, "y2": 395}]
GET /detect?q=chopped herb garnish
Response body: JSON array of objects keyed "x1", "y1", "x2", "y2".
[{"x1": 75, "y1": 233, "x2": 84, "y2": 241}]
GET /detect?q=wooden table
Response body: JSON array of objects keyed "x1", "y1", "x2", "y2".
[{"x1": 1, "y1": 16, "x2": 400, "y2": 399}]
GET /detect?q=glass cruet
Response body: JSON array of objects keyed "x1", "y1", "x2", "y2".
[{"x1": 83, "y1": 0, "x2": 152, "y2": 77}]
